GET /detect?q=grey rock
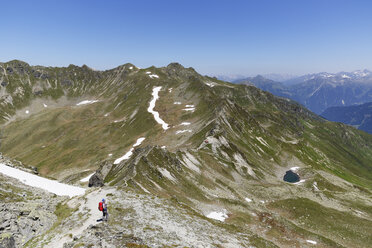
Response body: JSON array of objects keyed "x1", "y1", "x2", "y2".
[
  {"x1": 6, "y1": 67, "x2": 13, "y2": 74},
  {"x1": 61, "y1": 79, "x2": 73, "y2": 86},
  {"x1": 0, "y1": 235, "x2": 16, "y2": 248},
  {"x1": 19, "y1": 211, "x2": 30, "y2": 216},
  {"x1": 88, "y1": 161, "x2": 113, "y2": 187},
  {"x1": 88, "y1": 172, "x2": 104, "y2": 187}
]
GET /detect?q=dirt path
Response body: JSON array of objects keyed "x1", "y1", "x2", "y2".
[{"x1": 47, "y1": 188, "x2": 115, "y2": 248}]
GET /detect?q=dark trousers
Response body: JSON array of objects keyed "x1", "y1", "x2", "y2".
[{"x1": 103, "y1": 209, "x2": 108, "y2": 221}]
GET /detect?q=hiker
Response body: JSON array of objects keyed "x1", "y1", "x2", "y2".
[{"x1": 98, "y1": 198, "x2": 109, "y2": 221}]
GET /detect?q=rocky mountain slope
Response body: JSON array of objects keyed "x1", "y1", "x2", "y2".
[
  {"x1": 236, "y1": 70, "x2": 372, "y2": 114},
  {"x1": 0, "y1": 60, "x2": 371, "y2": 247},
  {"x1": 322, "y1": 101, "x2": 372, "y2": 134}
]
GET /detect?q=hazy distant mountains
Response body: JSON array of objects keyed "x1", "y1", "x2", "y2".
[
  {"x1": 235, "y1": 70, "x2": 372, "y2": 114},
  {"x1": 322, "y1": 102, "x2": 372, "y2": 134},
  {"x1": 217, "y1": 73, "x2": 296, "y2": 83}
]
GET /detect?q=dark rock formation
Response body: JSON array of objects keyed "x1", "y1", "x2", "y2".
[
  {"x1": 88, "y1": 161, "x2": 113, "y2": 187},
  {"x1": 88, "y1": 172, "x2": 104, "y2": 187}
]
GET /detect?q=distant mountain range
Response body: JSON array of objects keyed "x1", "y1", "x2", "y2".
[
  {"x1": 235, "y1": 69, "x2": 372, "y2": 114},
  {"x1": 322, "y1": 101, "x2": 372, "y2": 134},
  {"x1": 217, "y1": 73, "x2": 297, "y2": 83}
]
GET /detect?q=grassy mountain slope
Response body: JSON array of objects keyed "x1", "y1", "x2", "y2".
[{"x1": 0, "y1": 60, "x2": 372, "y2": 247}]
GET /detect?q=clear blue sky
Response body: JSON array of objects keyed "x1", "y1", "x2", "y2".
[{"x1": 1, "y1": 0, "x2": 372, "y2": 76}]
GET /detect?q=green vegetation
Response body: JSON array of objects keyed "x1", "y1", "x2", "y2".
[
  {"x1": 269, "y1": 198, "x2": 372, "y2": 248},
  {"x1": 1, "y1": 60, "x2": 372, "y2": 247}
]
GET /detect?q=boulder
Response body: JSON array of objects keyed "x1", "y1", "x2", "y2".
[
  {"x1": 88, "y1": 172, "x2": 104, "y2": 187},
  {"x1": 88, "y1": 161, "x2": 113, "y2": 187}
]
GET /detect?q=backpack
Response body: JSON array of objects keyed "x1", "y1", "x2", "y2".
[{"x1": 98, "y1": 201, "x2": 103, "y2": 211}]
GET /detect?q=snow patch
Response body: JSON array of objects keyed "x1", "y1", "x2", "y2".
[
  {"x1": 183, "y1": 108, "x2": 195, "y2": 112},
  {"x1": 168, "y1": 88, "x2": 173, "y2": 93},
  {"x1": 80, "y1": 173, "x2": 95, "y2": 182},
  {"x1": 174, "y1": 102, "x2": 182, "y2": 105},
  {"x1": 114, "y1": 137, "x2": 146, "y2": 164},
  {"x1": 313, "y1": 181, "x2": 319, "y2": 191},
  {"x1": 205, "y1": 82, "x2": 215, "y2": 87},
  {"x1": 245, "y1": 198, "x2": 252, "y2": 203},
  {"x1": 149, "y1": 74, "x2": 159, "y2": 79},
  {"x1": 306, "y1": 240, "x2": 317, "y2": 245},
  {"x1": 43, "y1": 103, "x2": 47, "y2": 108},
  {"x1": 133, "y1": 138, "x2": 145, "y2": 147},
  {"x1": 0, "y1": 163, "x2": 85, "y2": 197},
  {"x1": 25, "y1": 110, "x2": 29, "y2": 114},
  {"x1": 129, "y1": 66, "x2": 133, "y2": 70},
  {"x1": 76, "y1": 100, "x2": 99, "y2": 106},
  {"x1": 113, "y1": 118, "x2": 125, "y2": 123},
  {"x1": 206, "y1": 210, "x2": 228, "y2": 222},
  {"x1": 108, "y1": 153, "x2": 113, "y2": 157},
  {"x1": 176, "y1": 129, "x2": 192, "y2": 134},
  {"x1": 180, "y1": 122, "x2": 191, "y2": 126},
  {"x1": 147, "y1": 86, "x2": 169, "y2": 130},
  {"x1": 290, "y1": 167, "x2": 300, "y2": 172},
  {"x1": 293, "y1": 179, "x2": 306, "y2": 185},
  {"x1": 185, "y1": 104, "x2": 194, "y2": 108}
]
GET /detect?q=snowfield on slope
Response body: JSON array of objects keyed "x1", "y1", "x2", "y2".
[
  {"x1": 306, "y1": 240, "x2": 317, "y2": 245},
  {"x1": 114, "y1": 137, "x2": 146, "y2": 164},
  {"x1": 176, "y1": 129, "x2": 192, "y2": 134},
  {"x1": 148, "y1": 86, "x2": 169, "y2": 130},
  {"x1": 80, "y1": 172, "x2": 95, "y2": 182},
  {"x1": 180, "y1": 122, "x2": 191, "y2": 126},
  {"x1": 76, "y1": 100, "x2": 99, "y2": 106},
  {"x1": 0, "y1": 163, "x2": 85, "y2": 197},
  {"x1": 206, "y1": 210, "x2": 228, "y2": 221}
]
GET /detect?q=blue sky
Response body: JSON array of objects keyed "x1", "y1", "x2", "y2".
[{"x1": 1, "y1": 0, "x2": 372, "y2": 76}]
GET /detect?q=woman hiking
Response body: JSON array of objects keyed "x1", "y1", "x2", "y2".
[{"x1": 98, "y1": 198, "x2": 109, "y2": 221}]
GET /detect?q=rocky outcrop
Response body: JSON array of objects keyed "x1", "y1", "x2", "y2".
[
  {"x1": 0, "y1": 234, "x2": 15, "y2": 248},
  {"x1": 62, "y1": 224, "x2": 146, "y2": 248},
  {"x1": 88, "y1": 161, "x2": 113, "y2": 187},
  {"x1": 0, "y1": 172, "x2": 60, "y2": 247},
  {"x1": 88, "y1": 172, "x2": 104, "y2": 187}
]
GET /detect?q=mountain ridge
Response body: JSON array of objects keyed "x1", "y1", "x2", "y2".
[
  {"x1": 235, "y1": 70, "x2": 372, "y2": 114},
  {"x1": 0, "y1": 59, "x2": 372, "y2": 247},
  {"x1": 322, "y1": 101, "x2": 372, "y2": 134}
]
